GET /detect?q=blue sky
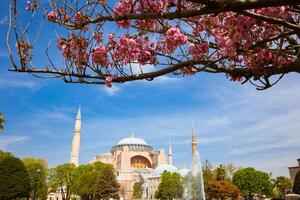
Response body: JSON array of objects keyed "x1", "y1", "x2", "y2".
[{"x1": 0, "y1": 0, "x2": 299, "y2": 177}]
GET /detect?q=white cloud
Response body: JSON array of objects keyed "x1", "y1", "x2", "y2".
[
  {"x1": 0, "y1": 76, "x2": 39, "y2": 90},
  {"x1": 103, "y1": 85, "x2": 121, "y2": 96},
  {"x1": 0, "y1": 16, "x2": 8, "y2": 25},
  {"x1": 0, "y1": 135, "x2": 30, "y2": 150}
]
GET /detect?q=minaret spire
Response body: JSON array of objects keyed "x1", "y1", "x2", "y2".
[
  {"x1": 191, "y1": 120, "x2": 199, "y2": 174},
  {"x1": 168, "y1": 137, "x2": 173, "y2": 165},
  {"x1": 70, "y1": 107, "x2": 81, "y2": 167}
]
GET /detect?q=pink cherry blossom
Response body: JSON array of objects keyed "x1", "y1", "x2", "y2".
[
  {"x1": 92, "y1": 46, "x2": 109, "y2": 67},
  {"x1": 163, "y1": 27, "x2": 188, "y2": 53},
  {"x1": 47, "y1": 11, "x2": 57, "y2": 22}
]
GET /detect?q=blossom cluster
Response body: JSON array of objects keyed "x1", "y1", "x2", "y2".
[
  {"x1": 114, "y1": 0, "x2": 169, "y2": 29},
  {"x1": 112, "y1": 35, "x2": 157, "y2": 65},
  {"x1": 91, "y1": 46, "x2": 109, "y2": 68},
  {"x1": 25, "y1": 0, "x2": 38, "y2": 12},
  {"x1": 15, "y1": 40, "x2": 32, "y2": 65},
  {"x1": 196, "y1": 9, "x2": 296, "y2": 70},
  {"x1": 56, "y1": 36, "x2": 89, "y2": 66},
  {"x1": 163, "y1": 27, "x2": 188, "y2": 53},
  {"x1": 188, "y1": 43, "x2": 209, "y2": 61}
]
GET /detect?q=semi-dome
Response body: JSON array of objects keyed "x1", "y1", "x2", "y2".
[
  {"x1": 153, "y1": 164, "x2": 178, "y2": 176},
  {"x1": 178, "y1": 168, "x2": 190, "y2": 177}
]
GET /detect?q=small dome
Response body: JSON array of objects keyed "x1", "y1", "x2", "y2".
[
  {"x1": 117, "y1": 133, "x2": 149, "y2": 146},
  {"x1": 178, "y1": 168, "x2": 190, "y2": 177},
  {"x1": 153, "y1": 164, "x2": 178, "y2": 176}
]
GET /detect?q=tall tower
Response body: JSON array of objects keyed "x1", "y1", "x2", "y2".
[
  {"x1": 70, "y1": 107, "x2": 81, "y2": 167},
  {"x1": 191, "y1": 121, "x2": 199, "y2": 174},
  {"x1": 168, "y1": 137, "x2": 173, "y2": 165}
]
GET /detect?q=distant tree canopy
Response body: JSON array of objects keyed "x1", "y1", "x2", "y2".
[
  {"x1": 293, "y1": 171, "x2": 300, "y2": 195},
  {"x1": 133, "y1": 182, "x2": 143, "y2": 199},
  {"x1": 233, "y1": 167, "x2": 272, "y2": 200},
  {"x1": 72, "y1": 161, "x2": 114, "y2": 200},
  {"x1": 7, "y1": 0, "x2": 300, "y2": 90},
  {"x1": 94, "y1": 164, "x2": 120, "y2": 200},
  {"x1": 48, "y1": 163, "x2": 76, "y2": 200},
  {"x1": 0, "y1": 150, "x2": 14, "y2": 161},
  {"x1": 155, "y1": 171, "x2": 184, "y2": 200},
  {"x1": 0, "y1": 156, "x2": 31, "y2": 199},
  {"x1": 25, "y1": 162, "x2": 48, "y2": 200},
  {"x1": 22, "y1": 157, "x2": 48, "y2": 170},
  {"x1": 206, "y1": 180, "x2": 240, "y2": 200},
  {"x1": 272, "y1": 176, "x2": 292, "y2": 198}
]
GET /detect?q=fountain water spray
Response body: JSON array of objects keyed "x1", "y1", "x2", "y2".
[{"x1": 193, "y1": 150, "x2": 206, "y2": 200}]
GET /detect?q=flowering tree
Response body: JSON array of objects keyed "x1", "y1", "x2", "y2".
[{"x1": 6, "y1": 0, "x2": 300, "y2": 89}]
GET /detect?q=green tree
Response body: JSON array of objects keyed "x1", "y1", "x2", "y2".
[
  {"x1": 25, "y1": 162, "x2": 48, "y2": 200},
  {"x1": 155, "y1": 171, "x2": 184, "y2": 200},
  {"x1": 232, "y1": 167, "x2": 271, "y2": 200},
  {"x1": 95, "y1": 165, "x2": 120, "y2": 200},
  {"x1": 206, "y1": 180, "x2": 240, "y2": 200},
  {"x1": 74, "y1": 171, "x2": 100, "y2": 200},
  {"x1": 48, "y1": 163, "x2": 76, "y2": 200},
  {"x1": 22, "y1": 157, "x2": 48, "y2": 170},
  {"x1": 272, "y1": 176, "x2": 292, "y2": 198},
  {"x1": 202, "y1": 160, "x2": 214, "y2": 184},
  {"x1": 0, "y1": 156, "x2": 31, "y2": 199},
  {"x1": 0, "y1": 150, "x2": 13, "y2": 161},
  {"x1": 133, "y1": 182, "x2": 143, "y2": 199},
  {"x1": 0, "y1": 113, "x2": 4, "y2": 132},
  {"x1": 293, "y1": 171, "x2": 300, "y2": 195},
  {"x1": 215, "y1": 165, "x2": 227, "y2": 181}
]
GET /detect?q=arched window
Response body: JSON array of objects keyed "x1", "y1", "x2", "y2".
[{"x1": 130, "y1": 155, "x2": 152, "y2": 169}]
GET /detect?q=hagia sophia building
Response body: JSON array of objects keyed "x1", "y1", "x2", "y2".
[{"x1": 69, "y1": 108, "x2": 200, "y2": 200}]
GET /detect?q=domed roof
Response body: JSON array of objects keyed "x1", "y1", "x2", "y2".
[
  {"x1": 117, "y1": 134, "x2": 149, "y2": 146},
  {"x1": 153, "y1": 164, "x2": 178, "y2": 176},
  {"x1": 178, "y1": 168, "x2": 190, "y2": 177}
]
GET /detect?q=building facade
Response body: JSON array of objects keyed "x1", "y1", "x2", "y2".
[
  {"x1": 90, "y1": 133, "x2": 176, "y2": 199},
  {"x1": 289, "y1": 158, "x2": 300, "y2": 183}
]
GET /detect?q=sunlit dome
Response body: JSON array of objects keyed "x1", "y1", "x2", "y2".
[
  {"x1": 153, "y1": 164, "x2": 178, "y2": 176},
  {"x1": 118, "y1": 135, "x2": 149, "y2": 146},
  {"x1": 112, "y1": 133, "x2": 153, "y2": 151}
]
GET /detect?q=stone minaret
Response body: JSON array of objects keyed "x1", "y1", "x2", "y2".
[
  {"x1": 191, "y1": 121, "x2": 199, "y2": 174},
  {"x1": 70, "y1": 107, "x2": 81, "y2": 167},
  {"x1": 168, "y1": 137, "x2": 173, "y2": 165}
]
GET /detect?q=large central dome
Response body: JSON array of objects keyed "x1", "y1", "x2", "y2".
[
  {"x1": 112, "y1": 133, "x2": 153, "y2": 151},
  {"x1": 118, "y1": 136, "x2": 148, "y2": 146}
]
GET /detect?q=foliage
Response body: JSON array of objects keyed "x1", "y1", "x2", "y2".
[
  {"x1": 0, "y1": 156, "x2": 31, "y2": 199},
  {"x1": 8, "y1": 0, "x2": 300, "y2": 90},
  {"x1": 74, "y1": 171, "x2": 100, "y2": 200},
  {"x1": 25, "y1": 162, "x2": 48, "y2": 200},
  {"x1": 133, "y1": 182, "x2": 143, "y2": 199},
  {"x1": 206, "y1": 180, "x2": 240, "y2": 200},
  {"x1": 22, "y1": 157, "x2": 48, "y2": 170},
  {"x1": 95, "y1": 165, "x2": 120, "y2": 200},
  {"x1": 48, "y1": 163, "x2": 76, "y2": 200},
  {"x1": 0, "y1": 150, "x2": 13, "y2": 162},
  {"x1": 72, "y1": 161, "x2": 113, "y2": 199},
  {"x1": 202, "y1": 160, "x2": 214, "y2": 184},
  {"x1": 155, "y1": 171, "x2": 184, "y2": 200},
  {"x1": 272, "y1": 176, "x2": 292, "y2": 198},
  {"x1": 215, "y1": 165, "x2": 227, "y2": 181},
  {"x1": 232, "y1": 167, "x2": 271, "y2": 199},
  {"x1": 0, "y1": 113, "x2": 4, "y2": 132},
  {"x1": 294, "y1": 171, "x2": 300, "y2": 194}
]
